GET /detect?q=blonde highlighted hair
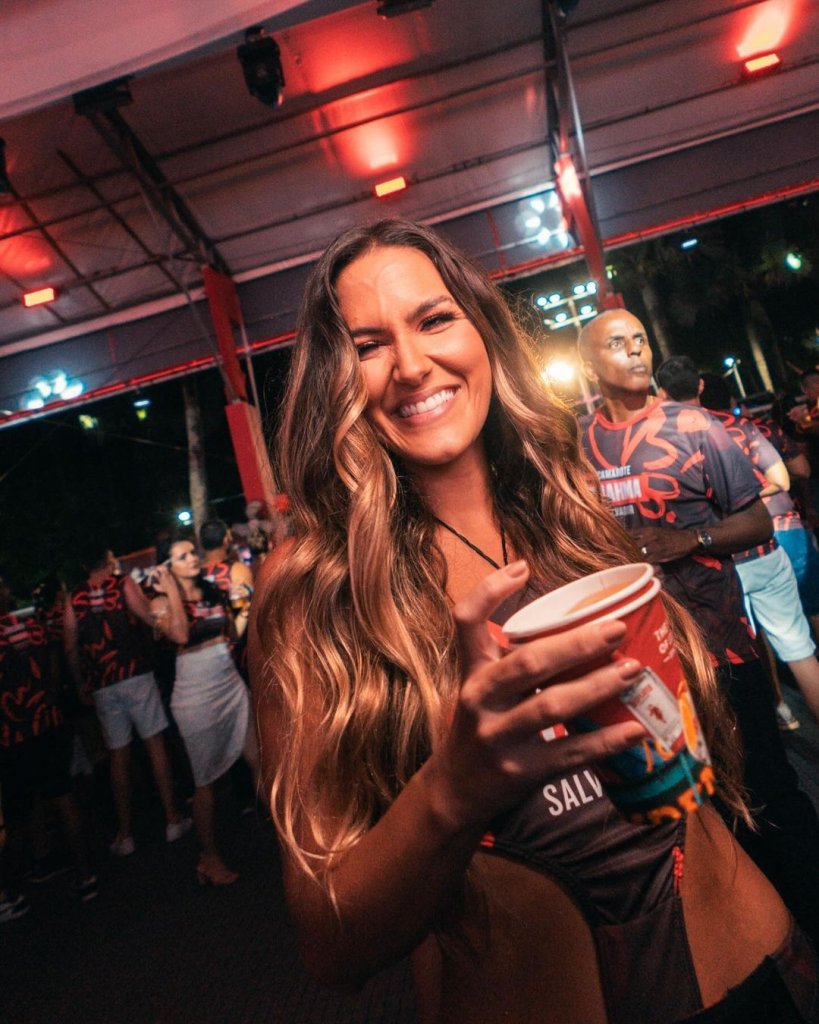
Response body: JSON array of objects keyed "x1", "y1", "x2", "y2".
[{"x1": 256, "y1": 219, "x2": 746, "y2": 890}]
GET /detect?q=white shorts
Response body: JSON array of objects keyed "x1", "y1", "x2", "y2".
[
  {"x1": 734, "y1": 546, "x2": 817, "y2": 663},
  {"x1": 92, "y1": 671, "x2": 168, "y2": 751}
]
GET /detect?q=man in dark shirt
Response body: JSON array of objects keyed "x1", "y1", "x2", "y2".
[{"x1": 578, "y1": 309, "x2": 819, "y2": 943}]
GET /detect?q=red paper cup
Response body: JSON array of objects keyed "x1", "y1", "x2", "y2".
[{"x1": 502, "y1": 563, "x2": 714, "y2": 824}]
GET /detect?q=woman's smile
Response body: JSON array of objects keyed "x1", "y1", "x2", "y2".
[{"x1": 396, "y1": 385, "x2": 459, "y2": 421}]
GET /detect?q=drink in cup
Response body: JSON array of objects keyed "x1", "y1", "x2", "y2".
[{"x1": 502, "y1": 563, "x2": 714, "y2": 825}]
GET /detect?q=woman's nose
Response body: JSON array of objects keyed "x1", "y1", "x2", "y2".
[{"x1": 392, "y1": 335, "x2": 432, "y2": 384}]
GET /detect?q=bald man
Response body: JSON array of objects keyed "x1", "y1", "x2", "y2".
[{"x1": 578, "y1": 309, "x2": 819, "y2": 944}]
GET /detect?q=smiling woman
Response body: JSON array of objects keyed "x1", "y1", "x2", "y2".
[
  {"x1": 248, "y1": 220, "x2": 815, "y2": 1024},
  {"x1": 335, "y1": 245, "x2": 492, "y2": 478}
]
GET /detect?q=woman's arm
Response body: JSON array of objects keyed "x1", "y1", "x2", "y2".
[
  {"x1": 150, "y1": 566, "x2": 189, "y2": 645},
  {"x1": 249, "y1": 554, "x2": 645, "y2": 988}
]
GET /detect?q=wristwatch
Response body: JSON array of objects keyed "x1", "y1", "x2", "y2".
[{"x1": 695, "y1": 529, "x2": 714, "y2": 551}]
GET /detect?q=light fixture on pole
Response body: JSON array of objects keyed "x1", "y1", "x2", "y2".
[{"x1": 723, "y1": 356, "x2": 747, "y2": 399}]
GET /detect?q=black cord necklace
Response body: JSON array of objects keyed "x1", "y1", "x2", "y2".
[{"x1": 433, "y1": 517, "x2": 508, "y2": 570}]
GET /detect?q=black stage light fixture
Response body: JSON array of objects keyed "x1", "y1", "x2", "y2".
[
  {"x1": 238, "y1": 26, "x2": 285, "y2": 108},
  {"x1": 73, "y1": 77, "x2": 133, "y2": 116},
  {"x1": 377, "y1": 0, "x2": 433, "y2": 15},
  {"x1": 0, "y1": 138, "x2": 12, "y2": 199}
]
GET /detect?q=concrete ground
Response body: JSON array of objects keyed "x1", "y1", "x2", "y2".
[{"x1": 3, "y1": 683, "x2": 818, "y2": 1024}]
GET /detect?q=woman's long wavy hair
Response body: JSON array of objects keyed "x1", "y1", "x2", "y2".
[{"x1": 257, "y1": 219, "x2": 747, "y2": 893}]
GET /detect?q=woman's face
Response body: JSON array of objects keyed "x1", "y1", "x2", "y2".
[
  {"x1": 335, "y1": 246, "x2": 493, "y2": 476},
  {"x1": 169, "y1": 541, "x2": 200, "y2": 579}
]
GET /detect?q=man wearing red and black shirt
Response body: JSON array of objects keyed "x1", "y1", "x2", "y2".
[
  {"x1": 64, "y1": 546, "x2": 189, "y2": 857},
  {"x1": 578, "y1": 308, "x2": 819, "y2": 944},
  {"x1": 0, "y1": 577, "x2": 95, "y2": 919}
]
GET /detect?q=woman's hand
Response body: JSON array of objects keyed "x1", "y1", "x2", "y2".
[
  {"x1": 149, "y1": 564, "x2": 172, "y2": 594},
  {"x1": 424, "y1": 561, "x2": 647, "y2": 833}
]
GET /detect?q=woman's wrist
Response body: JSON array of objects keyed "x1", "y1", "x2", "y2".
[{"x1": 413, "y1": 756, "x2": 489, "y2": 843}]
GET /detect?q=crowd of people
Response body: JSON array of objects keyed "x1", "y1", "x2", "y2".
[
  {"x1": 0, "y1": 516, "x2": 273, "y2": 922},
  {"x1": 3, "y1": 217, "x2": 819, "y2": 1022}
]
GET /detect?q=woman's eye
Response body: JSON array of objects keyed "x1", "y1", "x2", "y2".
[
  {"x1": 355, "y1": 341, "x2": 380, "y2": 358},
  {"x1": 421, "y1": 312, "x2": 454, "y2": 331}
]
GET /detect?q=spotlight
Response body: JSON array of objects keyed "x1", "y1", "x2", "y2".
[
  {"x1": 0, "y1": 137, "x2": 12, "y2": 200},
  {"x1": 785, "y1": 252, "x2": 803, "y2": 272},
  {"x1": 177, "y1": 510, "x2": 193, "y2": 525},
  {"x1": 374, "y1": 176, "x2": 407, "y2": 198},
  {"x1": 73, "y1": 77, "x2": 133, "y2": 116},
  {"x1": 742, "y1": 53, "x2": 781, "y2": 77},
  {"x1": 680, "y1": 237, "x2": 699, "y2": 251},
  {"x1": 23, "y1": 286, "x2": 57, "y2": 308},
  {"x1": 238, "y1": 27, "x2": 285, "y2": 108},
  {"x1": 543, "y1": 360, "x2": 575, "y2": 385}
]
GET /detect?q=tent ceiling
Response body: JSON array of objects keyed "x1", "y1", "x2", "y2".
[{"x1": 1, "y1": 0, "x2": 818, "y2": 419}]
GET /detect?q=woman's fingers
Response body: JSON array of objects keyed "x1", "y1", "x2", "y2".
[
  {"x1": 467, "y1": 618, "x2": 627, "y2": 711},
  {"x1": 499, "y1": 658, "x2": 642, "y2": 739},
  {"x1": 530, "y1": 721, "x2": 648, "y2": 777},
  {"x1": 452, "y1": 561, "x2": 530, "y2": 675}
]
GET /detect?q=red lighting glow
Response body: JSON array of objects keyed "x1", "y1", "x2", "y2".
[
  {"x1": 22, "y1": 286, "x2": 57, "y2": 307},
  {"x1": 737, "y1": 2, "x2": 791, "y2": 58},
  {"x1": 743, "y1": 52, "x2": 781, "y2": 73},
  {"x1": 374, "y1": 176, "x2": 407, "y2": 197},
  {"x1": 0, "y1": 208, "x2": 54, "y2": 278},
  {"x1": 555, "y1": 155, "x2": 582, "y2": 203}
]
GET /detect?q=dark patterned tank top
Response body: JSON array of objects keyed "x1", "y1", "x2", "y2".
[
  {"x1": 71, "y1": 575, "x2": 153, "y2": 690},
  {"x1": 182, "y1": 590, "x2": 229, "y2": 649}
]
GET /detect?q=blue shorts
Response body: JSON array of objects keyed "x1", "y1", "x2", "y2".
[
  {"x1": 734, "y1": 546, "x2": 817, "y2": 663},
  {"x1": 776, "y1": 525, "x2": 819, "y2": 618},
  {"x1": 92, "y1": 672, "x2": 168, "y2": 751}
]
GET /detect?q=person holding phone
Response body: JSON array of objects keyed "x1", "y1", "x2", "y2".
[
  {"x1": 248, "y1": 221, "x2": 816, "y2": 1023},
  {"x1": 64, "y1": 544, "x2": 189, "y2": 856},
  {"x1": 151, "y1": 538, "x2": 260, "y2": 886}
]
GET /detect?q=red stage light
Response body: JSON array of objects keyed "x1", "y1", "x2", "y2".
[
  {"x1": 22, "y1": 286, "x2": 57, "y2": 307},
  {"x1": 374, "y1": 176, "x2": 407, "y2": 197},
  {"x1": 743, "y1": 52, "x2": 781, "y2": 74}
]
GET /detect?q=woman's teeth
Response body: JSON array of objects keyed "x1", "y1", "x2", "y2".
[{"x1": 398, "y1": 388, "x2": 455, "y2": 418}]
